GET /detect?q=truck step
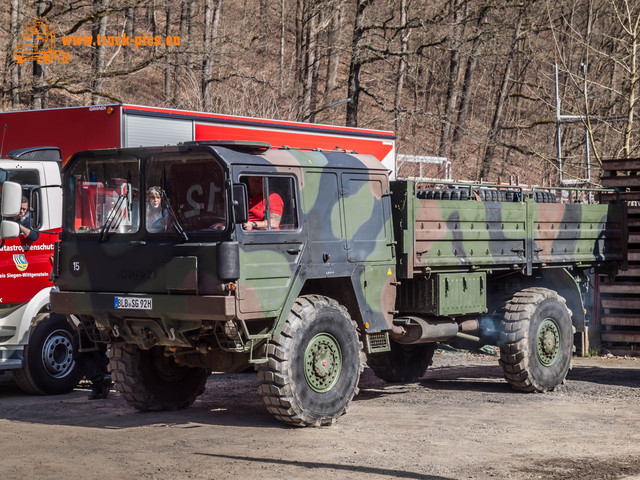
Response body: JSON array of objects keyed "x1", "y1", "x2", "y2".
[{"x1": 0, "y1": 358, "x2": 22, "y2": 369}]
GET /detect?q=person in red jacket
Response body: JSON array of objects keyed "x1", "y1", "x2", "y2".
[{"x1": 243, "y1": 176, "x2": 283, "y2": 230}]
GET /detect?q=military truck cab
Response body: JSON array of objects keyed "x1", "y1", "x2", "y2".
[{"x1": 51, "y1": 142, "x2": 396, "y2": 425}]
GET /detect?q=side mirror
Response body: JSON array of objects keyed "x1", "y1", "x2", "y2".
[
  {"x1": 0, "y1": 220, "x2": 20, "y2": 239},
  {"x1": 232, "y1": 183, "x2": 248, "y2": 224},
  {"x1": 1, "y1": 181, "x2": 22, "y2": 217}
]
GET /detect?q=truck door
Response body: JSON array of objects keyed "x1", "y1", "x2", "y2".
[
  {"x1": 342, "y1": 173, "x2": 394, "y2": 263},
  {"x1": 235, "y1": 170, "x2": 304, "y2": 316},
  {"x1": 341, "y1": 172, "x2": 396, "y2": 331},
  {"x1": 0, "y1": 167, "x2": 55, "y2": 303}
]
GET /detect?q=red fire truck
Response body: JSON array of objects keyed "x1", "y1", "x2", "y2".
[
  {"x1": 0, "y1": 104, "x2": 396, "y2": 170},
  {"x1": 0, "y1": 105, "x2": 395, "y2": 394}
]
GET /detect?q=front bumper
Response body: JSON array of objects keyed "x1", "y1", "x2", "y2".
[{"x1": 51, "y1": 291, "x2": 236, "y2": 321}]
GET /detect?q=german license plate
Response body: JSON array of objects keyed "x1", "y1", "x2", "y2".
[{"x1": 114, "y1": 296, "x2": 152, "y2": 310}]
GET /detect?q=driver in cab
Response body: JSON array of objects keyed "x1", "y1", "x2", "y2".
[{"x1": 242, "y1": 176, "x2": 282, "y2": 231}]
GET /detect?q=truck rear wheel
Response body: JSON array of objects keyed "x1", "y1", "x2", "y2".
[
  {"x1": 258, "y1": 295, "x2": 363, "y2": 427},
  {"x1": 366, "y1": 342, "x2": 436, "y2": 383},
  {"x1": 499, "y1": 287, "x2": 574, "y2": 392},
  {"x1": 110, "y1": 343, "x2": 209, "y2": 411},
  {"x1": 13, "y1": 313, "x2": 81, "y2": 395}
]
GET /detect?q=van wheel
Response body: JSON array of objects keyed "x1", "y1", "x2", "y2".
[
  {"x1": 13, "y1": 313, "x2": 81, "y2": 395},
  {"x1": 366, "y1": 342, "x2": 436, "y2": 382},
  {"x1": 499, "y1": 287, "x2": 574, "y2": 392},
  {"x1": 110, "y1": 343, "x2": 209, "y2": 411},
  {"x1": 258, "y1": 295, "x2": 363, "y2": 427}
]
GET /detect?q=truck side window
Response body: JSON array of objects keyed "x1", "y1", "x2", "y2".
[
  {"x1": 240, "y1": 175, "x2": 298, "y2": 231},
  {"x1": 0, "y1": 169, "x2": 41, "y2": 229}
]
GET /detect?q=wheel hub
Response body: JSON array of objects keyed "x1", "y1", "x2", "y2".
[
  {"x1": 537, "y1": 318, "x2": 560, "y2": 366},
  {"x1": 41, "y1": 329, "x2": 75, "y2": 378},
  {"x1": 304, "y1": 333, "x2": 341, "y2": 393}
]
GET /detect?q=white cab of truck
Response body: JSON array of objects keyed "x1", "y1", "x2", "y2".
[{"x1": 0, "y1": 147, "x2": 80, "y2": 394}]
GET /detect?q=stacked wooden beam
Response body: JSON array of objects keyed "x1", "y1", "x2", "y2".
[{"x1": 598, "y1": 158, "x2": 640, "y2": 355}]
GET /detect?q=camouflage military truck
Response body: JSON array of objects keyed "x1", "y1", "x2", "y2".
[{"x1": 38, "y1": 141, "x2": 625, "y2": 427}]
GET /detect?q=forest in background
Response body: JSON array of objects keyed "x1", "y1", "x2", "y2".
[{"x1": 2, "y1": 0, "x2": 640, "y2": 185}]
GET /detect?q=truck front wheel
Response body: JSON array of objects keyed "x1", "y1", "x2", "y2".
[
  {"x1": 258, "y1": 295, "x2": 363, "y2": 427},
  {"x1": 499, "y1": 287, "x2": 574, "y2": 392},
  {"x1": 366, "y1": 342, "x2": 436, "y2": 383},
  {"x1": 13, "y1": 313, "x2": 81, "y2": 395},
  {"x1": 110, "y1": 343, "x2": 209, "y2": 411}
]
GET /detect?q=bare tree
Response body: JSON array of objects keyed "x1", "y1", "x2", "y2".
[
  {"x1": 438, "y1": 0, "x2": 464, "y2": 159},
  {"x1": 7, "y1": 0, "x2": 23, "y2": 109},
  {"x1": 323, "y1": 2, "x2": 344, "y2": 108},
  {"x1": 31, "y1": 0, "x2": 52, "y2": 109},
  {"x1": 164, "y1": 6, "x2": 172, "y2": 103},
  {"x1": 91, "y1": 0, "x2": 109, "y2": 105},
  {"x1": 478, "y1": 6, "x2": 526, "y2": 180},
  {"x1": 346, "y1": 0, "x2": 374, "y2": 127},
  {"x1": 611, "y1": 0, "x2": 640, "y2": 158},
  {"x1": 453, "y1": 4, "x2": 490, "y2": 143},
  {"x1": 202, "y1": 0, "x2": 222, "y2": 111},
  {"x1": 300, "y1": 2, "x2": 319, "y2": 121},
  {"x1": 393, "y1": 0, "x2": 409, "y2": 133}
]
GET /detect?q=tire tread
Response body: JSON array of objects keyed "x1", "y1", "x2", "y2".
[{"x1": 258, "y1": 295, "x2": 363, "y2": 427}]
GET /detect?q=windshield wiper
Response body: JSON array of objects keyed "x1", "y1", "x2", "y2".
[
  {"x1": 99, "y1": 192, "x2": 129, "y2": 242},
  {"x1": 161, "y1": 191, "x2": 189, "y2": 241}
]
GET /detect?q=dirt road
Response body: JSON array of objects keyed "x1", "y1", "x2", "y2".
[{"x1": 1, "y1": 351, "x2": 639, "y2": 480}]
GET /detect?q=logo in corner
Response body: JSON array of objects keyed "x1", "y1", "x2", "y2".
[
  {"x1": 13, "y1": 254, "x2": 28, "y2": 272},
  {"x1": 13, "y1": 17, "x2": 70, "y2": 65}
]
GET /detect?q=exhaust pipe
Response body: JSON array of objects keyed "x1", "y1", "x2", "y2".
[{"x1": 390, "y1": 317, "x2": 480, "y2": 345}]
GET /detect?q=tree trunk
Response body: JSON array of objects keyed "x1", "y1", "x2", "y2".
[
  {"x1": 31, "y1": 0, "x2": 49, "y2": 109},
  {"x1": 8, "y1": 0, "x2": 22, "y2": 109},
  {"x1": 438, "y1": 0, "x2": 464, "y2": 159},
  {"x1": 393, "y1": 0, "x2": 408, "y2": 133},
  {"x1": 174, "y1": 2, "x2": 189, "y2": 105},
  {"x1": 280, "y1": 0, "x2": 286, "y2": 94},
  {"x1": 202, "y1": 0, "x2": 222, "y2": 111},
  {"x1": 346, "y1": 0, "x2": 373, "y2": 127},
  {"x1": 91, "y1": 0, "x2": 109, "y2": 105},
  {"x1": 124, "y1": 6, "x2": 135, "y2": 63},
  {"x1": 295, "y1": 0, "x2": 304, "y2": 90},
  {"x1": 301, "y1": 6, "x2": 318, "y2": 121},
  {"x1": 623, "y1": 10, "x2": 640, "y2": 158},
  {"x1": 323, "y1": 3, "x2": 344, "y2": 107},
  {"x1": 453, "y1": 6, "x2": 489, "y2": 143},
  {"x1": 164, "y1": 7, "x2": 172, "y2": 104},
  {"x1": 478, "y1": 11, "x2": 524, "y2": 181}
]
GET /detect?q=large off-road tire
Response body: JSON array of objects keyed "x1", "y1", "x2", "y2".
[
  {"x1": 13, "y1": 313, "x2": 81, "y2": 395},
  {"x1": 366, "y1": 342, "x2": 436, "y2": 383},
  {"x1": 258, "y1": 295, "x2": 363, "y2": 427},
  {"x1": 499, "y1": 287, "x2": 574, "y2": 392},
  {"x1": 110, "y1": 343, "x2": 209, "y2": 411}
]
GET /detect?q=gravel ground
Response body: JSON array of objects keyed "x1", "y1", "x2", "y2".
[{"x1": 0, "y1": 351, "x2": 639, "y2": 480}]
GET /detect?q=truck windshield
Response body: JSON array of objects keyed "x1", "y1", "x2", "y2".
[
  {"x1": 67, "y1": 155, "x2": 140, "y2": 235},
  {"x1": 145, "y1": 152, "x2": 227, "y2": 234}
]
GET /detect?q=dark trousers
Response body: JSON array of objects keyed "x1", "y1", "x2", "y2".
[{"x1": 73, "y1": 331, "x2": 109, "y2": 384}]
